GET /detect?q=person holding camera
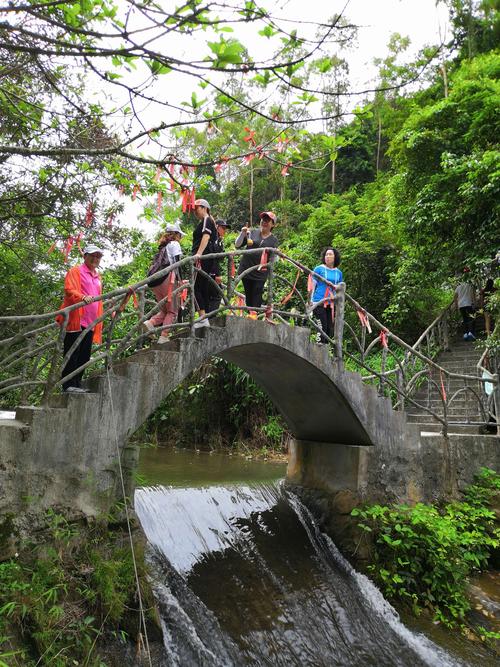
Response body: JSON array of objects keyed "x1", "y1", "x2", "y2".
[{"x1": 235, "y1": 211, "x2": 279, "y2": 311}]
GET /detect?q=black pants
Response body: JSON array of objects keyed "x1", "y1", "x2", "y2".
[
  {"x1": 207, "y1": 278, "x2": 223, "y2": 317},
  {"x1": 61, "y1": 328, "x2": 93, "y2": 390},
  {"x1": 459, "y1": 306, "x2": 475, "y2": 335},
  {"x1": 242, "y1": 278, "x2": 266, "y2": 309},
  {"x1": 194, "y1": 274, "x2": 212, "y2": 312},
  {"x1": 313, "y1": 304, "x2": 334, "y2": 343}
]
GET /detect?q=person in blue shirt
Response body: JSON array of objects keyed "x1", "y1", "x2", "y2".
[{"x1": 308, "y1": 247, "x2": 343, "y2": 344}]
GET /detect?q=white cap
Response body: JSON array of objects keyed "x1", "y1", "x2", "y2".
[
  {"x1": 166, "y1": 222, "x2": 186, "y2": 236},
  {"x1": 194, "y1": 198, "x2": 210, "y2": 210},
  {"x1": 83, "y1": 244, "x2": 104, "y2": 255},
  {"x1": 172, "y1": 222, "x2": 186, "y2": 237}
]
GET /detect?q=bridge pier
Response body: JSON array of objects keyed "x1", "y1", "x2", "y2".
[{"x1": 287, "y1": 439, "x2": 369, "y2": 497}]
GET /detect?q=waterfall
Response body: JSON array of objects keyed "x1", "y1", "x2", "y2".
[{"x1": 135, "y1": 481, "x2": 469, "y2": 667}]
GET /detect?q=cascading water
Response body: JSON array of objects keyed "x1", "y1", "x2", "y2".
[{"x1": 135, "y1": 477, "x2": 479, "y2": 667}]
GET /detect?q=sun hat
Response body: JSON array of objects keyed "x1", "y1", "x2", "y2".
[
  {"x1": 83, "y1": 244, "x2": 104, "y2": 255},
  {"x1": 194, "y1": 198, "x2": 210, "y2": 210},
  {"x1": 215, "y1": 219, "x2": 229, "y2": 227},
  {"x1": 259, "y1": 211, "x2": 276, "y2": 223}
]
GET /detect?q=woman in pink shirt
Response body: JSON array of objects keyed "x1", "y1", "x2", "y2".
[{"x1": 59, "y1": 244, "x2": 104, "y2": 393}]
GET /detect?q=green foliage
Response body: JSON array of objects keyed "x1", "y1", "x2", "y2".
[
  {"x1": 0, "y1": 512, "x2": 153, "y2": 666},
  {"x1": 135, "y1": 358, "x2": 288, "y2": 453},
  {"x1": 351, "y1": 468, "x2": 500, "y2": 627}
]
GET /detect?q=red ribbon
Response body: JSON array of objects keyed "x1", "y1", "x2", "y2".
[
  {"x1": 281, "y1": 162, "x2": 291, "y2": 177},
  {"x1": 181, "y1": 187, "x2": 196, "y2": 213},
  {"x1": 180, "y1": 281, "x2": 188, "y2": 308},
  {"x1": 230, "y1": 257, "x2": 236, "y2": 278},
  {"x1": 157, "y1": 191, "x2": 163, "y2": 213},
  {"x1": 47, "y1": 242, "x2": 57, "y2": 255},
  {"x1": 132, "y1": 184, "x2": 140, "y2": 201},
  {"x1": 257, "y1": 249, "x2": 268, "y2": 271},
  {"x1": 243, "y1": 127, "x2": 256, "y2": 145},
  {"x1": 84, "y1": 201, "x2": 94, "y2": 227},
  {"x1": 236, "y1": 295, "x2": 245, "y2": 315},
  {"x1": 439, "y1": 369, "x2": 447, "y2": 402},
  {"x1": 281, "y1": 269, "x2": 302, "y2": 305},
  {"x1": 62, "y1": 236, "x2": 74, "y2": 262},
  {"x1": 356, "y1": 309, "x2": 372, "y2": 333},
  {"x1": 379, "y1": 330, "x2": 389, "y2": 349},
  {"x1": 276, "y1": 136, "x2": 290, "y2": 153},
  {"x1": 307, "y1": 274, "x2": 314, "y2": 293}
]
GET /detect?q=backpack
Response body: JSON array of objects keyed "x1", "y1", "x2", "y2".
[{"x1": 147, "y1": 243, "x2": 171, "y2": 288}]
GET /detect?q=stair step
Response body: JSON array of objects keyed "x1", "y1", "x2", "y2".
[
  {"x1": 407, "y1": 414, "x2": 482, "y2": 424},
  {"x1": 416, "y1": 423, "x2": 483, "y2": 435}
]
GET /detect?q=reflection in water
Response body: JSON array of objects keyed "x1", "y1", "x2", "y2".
[{"x1": 136, "y1": 480, "x2": 473, "y2": 667}]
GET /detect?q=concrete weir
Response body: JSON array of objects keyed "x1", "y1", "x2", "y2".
[{"x1": 1, "y1": 317, "x2": 499, "y2": 540}]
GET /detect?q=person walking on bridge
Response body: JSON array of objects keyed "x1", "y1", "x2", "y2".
[
  {"x1": 57, "y1": 244, "x2": 104, "y2": 393},
  {"x1": 144, "y1": 223, "x2": 185, "y2": 344},
  {"x1": 308, "y1": 247, "x2": 343, "y2": 344},
  {"x1": 235, "y1": 211, "x2": 279, "y2": 313},
  {"x1": 192, "y1": 198, "x2": 218, "y2": 328}
]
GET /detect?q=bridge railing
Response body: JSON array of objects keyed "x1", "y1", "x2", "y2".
[{"x1": 0, "y1": 250, "x2": 497, "y2": 434}]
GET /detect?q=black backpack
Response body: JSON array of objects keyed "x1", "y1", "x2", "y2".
[{"x1": 147, "y1": 243, "x2": 171, "y2": 288}]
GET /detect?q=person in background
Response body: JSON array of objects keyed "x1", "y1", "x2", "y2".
[
  {"x1": 454, "y1": 268, "x2": 477, "y2": 341},
  {"x1": 191, "y1": 198, "x2": 218, "y2": 328},
  {"x1": 144, "y1": 223, "x2": 185, "y2": 343},
  {"x1": 481, "y1": 276, "x2": 495, "y2": 337},
  {"x1": 58, "y1": 244, "x2": 104, "y2": 393},
  {"x1": 308, "y1": 247, "x2": 343, "y2": 344},
  {"x1": 207, "y1": 218, "x2": 229, "y2": 317},
  {"x1": 235, "y1": 211, "x2": 279, "y2": 312}
]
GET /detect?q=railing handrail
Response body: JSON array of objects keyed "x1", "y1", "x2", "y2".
[
  {"x1": 411, "y1": 300, "x2": 454, "y2": 351},
  {"x1": 1, "y1": 248, "x2": 497, "y2": 434}
]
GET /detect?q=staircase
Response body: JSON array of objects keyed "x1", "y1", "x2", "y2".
[{"x1": 406, "y1": 333, "x2": 487, "y2": 435}]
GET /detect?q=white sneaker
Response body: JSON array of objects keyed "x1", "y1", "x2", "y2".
[
  {"x1": 193, "y1": 319, "x2": 210, "y2": 329},
  {"x1": 142, "y1": 320, "x2": 154, "y2": 333},
  {"x1": 157, "y1": 335, "x2": 170, "y2": 344}
]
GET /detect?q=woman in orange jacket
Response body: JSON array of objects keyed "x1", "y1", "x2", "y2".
[{"x1": 58, "y1": 244, "x2": 104, "y2": 393}]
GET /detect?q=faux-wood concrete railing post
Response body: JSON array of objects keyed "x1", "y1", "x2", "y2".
[{"x1": 334, "y1": 283, "x2": 345, "y2": 369}]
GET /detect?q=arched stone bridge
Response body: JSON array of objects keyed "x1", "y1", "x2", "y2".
[{"x1": 1, "y1": 317, "x2": 498, "y2": 535}]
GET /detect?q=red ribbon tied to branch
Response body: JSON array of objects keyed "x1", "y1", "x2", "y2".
[
  {"x1": 154, "y1": 165, "x2": 163, "y2": 183},
  {"x1": 379, "y1": 329, "x2": 389, "y2": 349},
  {"x1": 281, "y1": 162, "x2": 292, "y2": 177},
  {"x1": 439, "y1": 369, "x2": 447, "y2": 403},
  {"x1": 356, "y1": 308, "x2": 372, "y2": 333},
  {"x1": 62, "y1": 236, "x2": 74, "y2": 262},
  {"x1": 257, "y1": 249, "x2": 268, "y2": 272},
  {"x1": 132, "y1": 183, "x2": 141, "y2": 201},
  {"x1": 157, "y1": 191, "x2": 163, "y2": 213},
  {"x1": 276, "y1": 136, "x2": 290, "y2": 154},
  {"x1": 181, "y1": 187, "x2": 196, "y2": 213},
  {"x1": 243, "y1": 127, "x2": 256, "y2": 146},
  {"x1": 84, "y1": 201, "x2": 94, "y2": 227},
  {"x1": 280, "y1": 269, "x2": 302, "y2": 306}
]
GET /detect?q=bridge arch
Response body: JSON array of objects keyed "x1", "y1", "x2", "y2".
[{"x1": 108, "y1": 317, "x2": 375, "y2": 448}]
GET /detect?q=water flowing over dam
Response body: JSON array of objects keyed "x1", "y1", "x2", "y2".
[{"x1": 135, "y1": 476, "x2": 467, "y2": 667}]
